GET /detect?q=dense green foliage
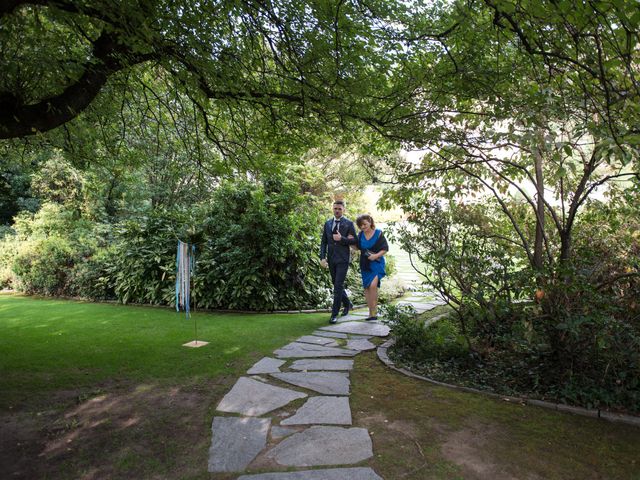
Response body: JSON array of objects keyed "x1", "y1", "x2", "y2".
[
  {"x1": 382, "y1": 304, "x2": 467, "y2": 362},
  {"x1": 388, "y1": 199, "x2": 640, "y2": 411},
  {"x1": 372, "y1": 0, "x2": 640, "y2": 412},
  {"x1": 1, "y1": 176, "x2": 337, "y2": 311}
]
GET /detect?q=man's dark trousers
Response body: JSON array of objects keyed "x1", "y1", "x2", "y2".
[{"x1": 329, "y1": 261, "x2": 349, "y2": 318}]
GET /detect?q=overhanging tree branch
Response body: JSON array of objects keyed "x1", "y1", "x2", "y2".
[{"x1": 0, "y1": 30, "x2": 153, "y2": 139}]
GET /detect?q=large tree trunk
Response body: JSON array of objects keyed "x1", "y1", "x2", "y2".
[{"x1": 559, "y1": 230, "x2": 572, "y2": 264}]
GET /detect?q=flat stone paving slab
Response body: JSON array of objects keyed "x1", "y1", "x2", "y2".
[
  {"x1": 271, "y1": 371, "x2": 350, "y2": 395},
  {"x1": 320, "y1": 321, "x2": 390, "y2": 337},
  {"x1": 398, "y1": 300, "x2": 444, "y2": 309},
  {"x1": 290, "y1": 359, "x2": 354, "y2": 371},
  {"x1": 295, "y1": 335, "x2": 339, "y2": 347},
  {"x1": 346, "y1": 338, "x2": 376, "y2": 351},
  {"x1": 274, "y1": 342, "x2": 359, "y2": 358},
  {"x1": 270, "y1": 426, "x2": 298, "y2": 439},
  {"x1": 336, "y1": 314, "x2": 365, "y2": 322},
  {"x1": 208, "y1": 416, "x2": 270, "y2": 472},
  {"x1": 266, "y1": 426, "x2": 373, "y2": 467},
  {"x1": 237, "y1": 467, "x2": 383, "y2": 479},
  {"x1": 281, "y1": 396, "x2": 351, "y2": 425},
  {"x1": 247, "y1": 357, "x2": 286, "y2": 375},
  {"x1": 217, "y1": 377, "x2": 307, "y2": 416},
  {"x1": 312, "y1": 331, "x2": 348, "y2": 339}
]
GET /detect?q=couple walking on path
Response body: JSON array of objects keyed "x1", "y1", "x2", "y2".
[{"x1": 319, "y1": 199, "x2": 389, "y2": 324}]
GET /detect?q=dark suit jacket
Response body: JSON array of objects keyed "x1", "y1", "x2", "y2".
[{"x1": 320, "y1": 217, "x2": 357, "y2": 264}]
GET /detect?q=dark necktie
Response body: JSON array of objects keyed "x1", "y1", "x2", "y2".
[{"x1": 332, "y1": 220, "x2": 340, "y2": 234}]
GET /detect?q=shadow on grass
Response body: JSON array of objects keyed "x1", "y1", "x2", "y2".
[{"x1": 1, "y1": 377, "x2": 237, "y2": 480}]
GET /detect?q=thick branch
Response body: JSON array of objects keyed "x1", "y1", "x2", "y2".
[
  {"x1": 0, "y1": 31, "x2": 153, "y2": 139},
  {"x1": 0, "y1": 0, "x2": 107, "y2": 21}
]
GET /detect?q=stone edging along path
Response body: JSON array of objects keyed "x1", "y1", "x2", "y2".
[{"x1": 377, "y1": 338, "x2": 640, "y2": 429}]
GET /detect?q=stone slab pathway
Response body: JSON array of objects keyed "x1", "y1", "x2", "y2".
[
  {"x1": 289, "y1": 359, "x2": 354, "y2": 371},
  {"x1": 320, "y1": 321, "x2": 390, "y2": 337},
  {"x1": 216, "y1": 377, "x2": 307, "y2": 416},
  {"x1": 271, "y1": 371, "x2": 350, "y2": 395},
  {"x1": 208, "y1": 417, "x2": 270, "y2": 472},
  {"x1": 247, "y1": 357, "x2": 286, "y2": 374},
  {"x1": 266, "y1": 426, "x2": 373, "y2": 467},
  {"x1": 207, "y1": 296, "x2": 438, "y2": 478},
  {"x1": 295, "y1": 335, "x2": 340, "y2": 346},
  {"x1": 281, "y1": 396, "x2": 352, "y2": 425},
  {"x1": 312, "y1": 331, "x2": 348, "y2": 339},
  {"x1": 270, "y1": 426, "x2": 298, "y2": 439},
  {"x1": 237, "y1": 467, "x2": 383, "y2": 479},
  {"x1": 274, "y1": 342, "x2": 360, "y2": 358},
  {"x1": 346, "y1": 338, "x2": 376, "y2": 351}
]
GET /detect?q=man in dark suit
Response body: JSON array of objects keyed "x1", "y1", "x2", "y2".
[{"x1": 320, "y1": 200, "x2": 357, "y2": 323}]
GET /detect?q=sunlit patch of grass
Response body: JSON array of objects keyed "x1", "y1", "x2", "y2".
[{"x1": 0, "y1": 294, "x2": 326, "y2": 410}]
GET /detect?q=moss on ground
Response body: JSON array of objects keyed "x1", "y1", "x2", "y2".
[{"x1": 351, "y1": 352, "x2": 640, "y2": 480}]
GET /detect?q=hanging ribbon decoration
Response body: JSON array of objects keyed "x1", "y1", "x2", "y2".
[{"x1": 175, "y1": 240, "x2": 195, "y2": 318}]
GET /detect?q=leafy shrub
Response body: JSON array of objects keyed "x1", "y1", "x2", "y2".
[
  {"x1": 12, "y1": 237, "x2": 75, "y2": 295},
  {"x1": 0, "y1": 231, "x2": 18, "y2": 289},
  {"x1": 386, "y1": 196, "x2": 640, "y2": 411},
  {"x1": 68, "y1": 247, "x2": 117, "y2": 300},
  {"x1": 195, "y1": 178, "x2": 328, "y2": 310},
  {"x1": 12, "y1": 203, "x2": 89, "y2": 241},
  {"x1": 536, "y1": 275, "x2": 640, "y2": 410},
  {"x1": 384, "y1": 253, "x2": 397, "y2": 277},
  {"x1": 109, "y1": 213, "x2": 180, "y2": 305},
  {"x1": 382, "y1": 303, "x2": 466, "y2": 361},
  {"x1": 381, "y1": 303, "x2": 429, "y2": 356},
  {"x1": 101, "y1": 176, "x2": 331, "y2": 310},
  {"x1": 378, "y1": 276, "x2": 406, "y2": 304}
]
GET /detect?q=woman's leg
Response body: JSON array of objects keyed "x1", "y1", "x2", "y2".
[
  {"x1": 369, "y1": 275, "x2": 379, "y2": 317},
  {"x1": 363, "y1": 285, "x2": 371, "y2": 316}
]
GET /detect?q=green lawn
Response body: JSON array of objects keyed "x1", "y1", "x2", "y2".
[
  {"x1": 0, "y1": 293, "x2": 327, "y2": 479},
  {"x1": 2, "y1": 293, "x2": 640, "y2": 480},
  {"x1": 0, "y1": 294, "x2": 327, "y2": 409}
]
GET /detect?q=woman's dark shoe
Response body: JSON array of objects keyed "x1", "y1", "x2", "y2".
[{"x1": 365, "y1": 316, "x2": 378, "y2": 321}]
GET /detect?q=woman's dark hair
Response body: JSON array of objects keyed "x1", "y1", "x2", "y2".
[{"x1": 356, "y1": 214, "x2": 375, "y2": 229}]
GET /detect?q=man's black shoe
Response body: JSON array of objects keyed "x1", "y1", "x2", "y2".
[
  {"x1": 341, "y1": 302, "x2": 353, "y2": 317},
  {"x1": 329, "y1": 317, "x2": 338, "y2": 324}
]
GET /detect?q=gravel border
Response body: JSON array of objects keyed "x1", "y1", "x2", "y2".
[{"x1": 377, "y1": 338, "x2": 640, "y2": 428}]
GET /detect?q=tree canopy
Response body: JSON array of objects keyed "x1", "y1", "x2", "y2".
[{"x1": 0, "y1": 0, "x2": 415, "y2": 147}]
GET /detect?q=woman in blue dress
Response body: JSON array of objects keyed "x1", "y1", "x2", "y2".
[{"x1": 356, "y1": 214, "x2": 389, "y2": 321}]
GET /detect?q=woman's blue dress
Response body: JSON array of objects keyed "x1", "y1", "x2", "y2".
[{"x1": 359, "y1": 229, "x2": 386, "y2": 288}]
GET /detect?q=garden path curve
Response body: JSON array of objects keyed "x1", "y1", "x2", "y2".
[{"x1": 207, "y1": 293, "x2": 444, "y2": 479}]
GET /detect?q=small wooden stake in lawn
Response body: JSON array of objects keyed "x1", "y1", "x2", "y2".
[{"x1": 176, "y1": 240, "x2": 208, "y2": 348}]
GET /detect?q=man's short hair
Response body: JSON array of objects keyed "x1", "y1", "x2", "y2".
[{"x1": 333, "y1": 200, "x2": 345, "y2": 207}]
